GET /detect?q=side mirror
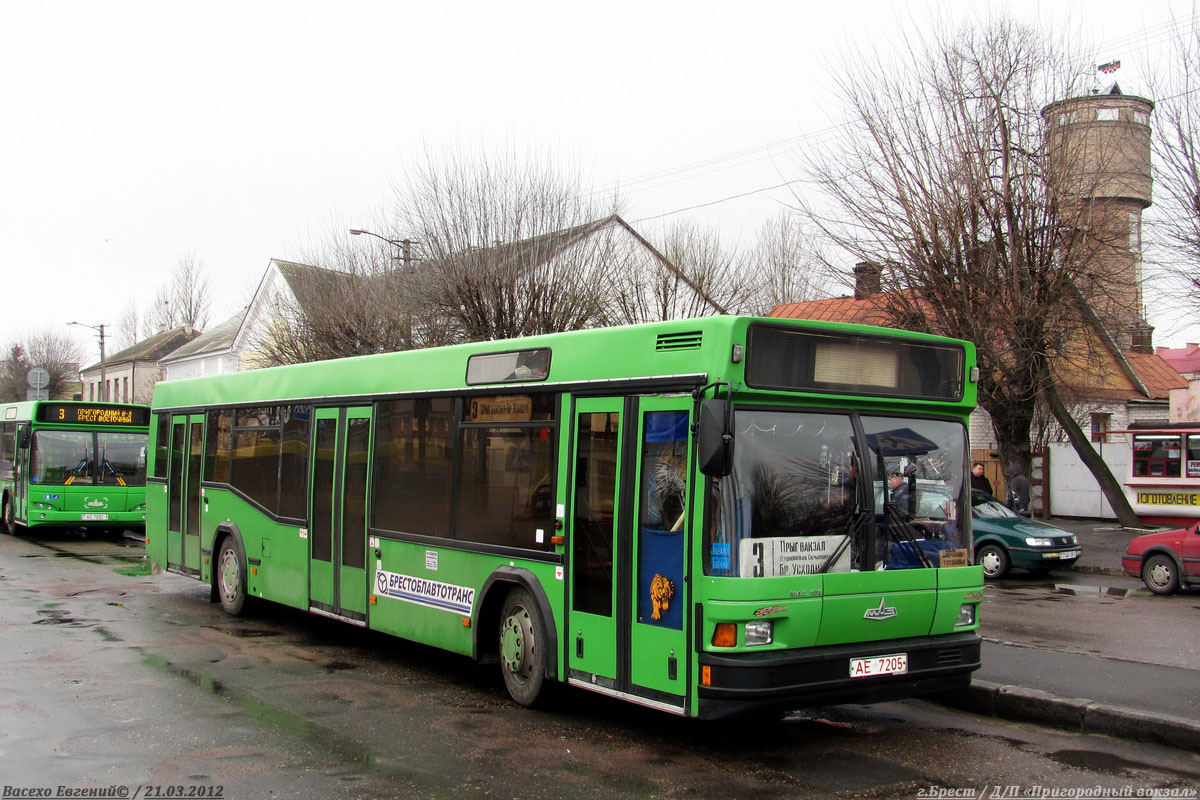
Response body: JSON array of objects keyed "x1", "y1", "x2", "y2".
[{"x1": 697, "y1": 399, "x2": 733, "y2": 477}]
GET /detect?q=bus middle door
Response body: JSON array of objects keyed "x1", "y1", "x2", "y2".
[{"x1": 309, "y1": 407, "x2": 371, "y2": 623}]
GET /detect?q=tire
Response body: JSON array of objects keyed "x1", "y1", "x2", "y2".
[
  {"x1": 215, "y1": 537, "x2": 249, "y2": 616},
  {"x1": 498, "y1": 588, "x2": 547, "y2": 707},
  {"x1": 2, "y1": 497, "x2": 22, "y2": 536},
  {"x1": 1141, "y1": 553, "x2": 1179, "y2": 595},
  {"x1": 976, "y1": 543, "x2": 1010, "y2": 580}
]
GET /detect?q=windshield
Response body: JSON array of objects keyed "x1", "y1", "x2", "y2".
[
  {"x1": 30, "y1": 430, "x2": 148, "y2": 487},
  {"x1": 705, "y1": 410, "x2": 970, "y2": 577},
  {"x1": 971, "y1": 491, "x2": 1018, "y2": 519}
]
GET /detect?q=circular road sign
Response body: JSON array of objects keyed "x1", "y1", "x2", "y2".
[{"x1": 27, "y1": 367, "x2": 50, "y2": 389}]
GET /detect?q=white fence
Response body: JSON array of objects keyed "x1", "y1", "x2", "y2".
[{"x1": 1046, "y1": 441, "x2": 1130, "y2": 519}]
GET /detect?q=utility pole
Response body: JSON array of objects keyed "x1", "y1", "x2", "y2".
[{"x1": 69, "y1": 321, "x2": 108, "y2": 401}]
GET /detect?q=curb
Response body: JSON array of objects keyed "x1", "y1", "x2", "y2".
[
  {"x1": 1071, "y1": 565, "x2": 1127, "y2": 578},
  {"x1": 928, "y1": 680, "x2": 1200, "y2": 752}
]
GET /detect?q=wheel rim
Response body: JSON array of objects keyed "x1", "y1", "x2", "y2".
[
  {"x1": 219, "y1": 548, "x2": 241, "y2": 603},
  {"x1": 1146, "y1": 559, "x2": 1173, "y2": 590},
  {"x1": 501, "y1": 605, "x2": 535, "y2": 681},
  {"x1": 979, "y1": 548, "x2": 1003, "y2": 577}
]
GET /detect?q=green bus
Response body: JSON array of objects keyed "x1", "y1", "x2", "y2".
[
  {"x1": 146, "y1": 316, "x2": 983, "y2": 718},
  {"x1": 1, "y1": 400, "x2": 151, "y2": 535}
]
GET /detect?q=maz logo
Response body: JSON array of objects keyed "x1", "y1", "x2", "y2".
[
  {"x1": 84, "y1": 498, "x2": 108, "y2": 508},
  {"x1": 864, "y1": 597, "x2": 898, "y2": 621}
]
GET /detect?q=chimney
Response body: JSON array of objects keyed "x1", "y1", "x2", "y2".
[
  {"x1": 1129, "y1": 320, "x2": 1154, "y2": 354},
  {"x1": 854, "y1": 262, "x2": 881, "y2": 299}
]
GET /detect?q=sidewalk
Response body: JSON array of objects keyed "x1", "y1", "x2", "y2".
[{"x1": 929, "y1": 515, "x2": 1200, "y2": 751}]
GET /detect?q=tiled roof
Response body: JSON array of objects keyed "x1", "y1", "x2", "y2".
[
  {"x1": 159, "y1": 312, "x2": 246, "y2": 363},
  {"x1": 83, "y1": 326, "x2": 201, "y2": 371},
  {"x1": 1155, "y1": 343, "x2": 1200, "y2": 376},
  {"x1": 1124, "y1": 351, "x2": 1189, "y2": 399},
  {"x1": 769, "y1": 295, "x2": 894, "y2": 326}
]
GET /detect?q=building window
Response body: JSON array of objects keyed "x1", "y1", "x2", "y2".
[
  {"x1": 1134, "y1": 110, "x2": 1149, "y2": 125},
  {"x1": 1090, "y1": 413, "x2": 1111, "y2": 443},
  {"x1": 1129, "y1": 211, "x2": 1141, "y2": 253},
  {"x1": 1097, "y1": 108, "x2": 1119, "y2": 121},
  {"x1": 123, "y1": 377, "x2": 129, "y2": 402}
]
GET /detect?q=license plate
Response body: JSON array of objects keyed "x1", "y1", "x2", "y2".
[
  {"x1": 1045, "y1": 550, "x2": 1080, "y2": 559},
  {"x1": 849, "y1": 653, "x2": 908, "y2": 678},
  {"x1": 81, "y1": 513, "x2": 109, "y2": 521}
]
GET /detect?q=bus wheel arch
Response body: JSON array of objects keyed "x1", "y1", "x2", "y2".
[
  {"x1": 212, "y1": 525, "x2": 250, "y2": 615},
  {"x1": 475, "y1": 568, "x2": 559, "y2": 687}
]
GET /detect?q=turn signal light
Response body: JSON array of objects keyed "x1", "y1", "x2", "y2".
[
  {"x1": 701, "y1": 665, "x2": 712, "y2": 686},
  {"x1": 712, "y1": 623, "x2": 737, "y2": 647}
]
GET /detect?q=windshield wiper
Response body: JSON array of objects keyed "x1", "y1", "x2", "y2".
[{"x1": 884, "y1": 503, "x2": 934, "y2": 568}]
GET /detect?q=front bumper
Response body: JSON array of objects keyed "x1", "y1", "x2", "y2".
[{"x1": 697, "y1": 631, "x2": 981, "y2": 719}]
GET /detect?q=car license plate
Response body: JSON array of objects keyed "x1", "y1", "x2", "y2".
[
  {"x1": 849, "y1": 653, "x2": 908, "y2": 678},
  {"x1": 81, "y1": 513, "x2": 109, "y2": 521},
  {"x1": 1045, "y1": 550, "x2": 1080, "y2": 559}
]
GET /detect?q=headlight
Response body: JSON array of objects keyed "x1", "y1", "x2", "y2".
[
  {"x1": 956, "y1": 604, "x2": 976, "y2": 626},
  {"x1": 745, "y1": 620, "x2": 774, "y2": 646},
  {"x1": 1025, "y1": 537, "x2": 1054, "y2": 547}
]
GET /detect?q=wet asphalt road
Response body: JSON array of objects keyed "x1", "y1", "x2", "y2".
[{"x1": 1, "y1": 530, "x2": 1197, "y2": 800}]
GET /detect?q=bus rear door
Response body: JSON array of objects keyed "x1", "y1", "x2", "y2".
[{"x1": 166, "y1": 414, "x2": 204, "y2": 575}]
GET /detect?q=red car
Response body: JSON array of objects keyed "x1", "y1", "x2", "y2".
[{"x1": 1121, "y1": 522, "x2": 1200, "y2": 595}]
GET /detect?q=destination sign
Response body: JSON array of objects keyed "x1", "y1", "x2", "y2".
[{"x1": 36, "y1": 404, "x2": 150, "y2": 426}]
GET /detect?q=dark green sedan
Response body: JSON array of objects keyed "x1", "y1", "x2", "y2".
[{"x1": 971, "y1": 492, "x2": 1082, "y2": 579}]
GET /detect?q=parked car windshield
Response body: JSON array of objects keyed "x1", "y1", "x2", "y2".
[{"x1": 971, "y1": 492, "x2": 1019, "y2": 519}]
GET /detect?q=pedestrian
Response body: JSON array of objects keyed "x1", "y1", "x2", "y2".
[
  {"x1": 971, "y1": 462, "x2": 993, "y2": 496},
  {"x1": 888, "y1": 471, "x2": 910, "y2": 515},
  {"x1": 1006, "y1": 461, "x2": 1031, "y2": 517}
]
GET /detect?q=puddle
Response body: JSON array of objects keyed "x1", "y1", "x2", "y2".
[
  {"x1": 114, "y1": 563, "x2": 154, "y2": 577},
  {"x1": 203, "y1": 625, "x2": 283, "y2": 638},
  {"x1": 1053, "y1": 584, "x2": 1130, "y2": 598}
]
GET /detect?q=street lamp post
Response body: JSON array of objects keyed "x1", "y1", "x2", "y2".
[
  {"x1": 69, "y1": 321, "x2": 108, "y2": 401},
  {"x1": 349, "y1": 228, "x2": 418, "y2": 266}
]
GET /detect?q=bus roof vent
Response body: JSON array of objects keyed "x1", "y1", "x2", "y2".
[{"x1": 656, "y1": 331, "x2": 703, "y2": 351}]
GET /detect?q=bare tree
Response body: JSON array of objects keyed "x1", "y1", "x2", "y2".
[
  {"x1": 114, "y1": 300, "x2": 145, "y2": 351},
  {"x1": 742, "y1": 213, "x2": 831, "y2": 313},
  {"x1": 392, "y1": 145, "x2": 660, "y2": 343},
  {"x1": 148, "y1": 253, "x2": 211, "y2": 333},
  {"x1": 1, "y1": 329, "x2": 84, "y2": 401},
  {"x1": 1144, "y1": 9, "x2": 1200, "y2": 319},
  {"x1": 799, "y1": 16, "x2": 1141, "y2": 525},
  {"x1": 251, "y1": 248, "x2": 416, "y2": 367}
]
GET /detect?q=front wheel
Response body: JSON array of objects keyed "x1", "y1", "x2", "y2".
[
  {"x1": 498, "y1": 588, "x2": 547, "y2": 707},
  {"x1": 216, "y1": 537, "x2": 249, "y2": 615},
  {"x1": 1142, "y1": 553, "x2": 1179, "y2": 595},
  {"x1": 976, "y1": 543, "x2": 1010, "y2": 580}
]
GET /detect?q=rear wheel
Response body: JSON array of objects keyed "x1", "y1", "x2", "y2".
[
  {"x1": 499, "y1": 588, "x2": 546, "y2": 707},
  {"x1": 1141, "y1": 553, "x2": 1179, "y2": 595},
  {"x1": 216, "y1": 537, "x2": 249, "y2": 615},
  {"x1": 2, "y1": 497, "x2": 21, "y2": 536},
  {"x1": 976, "y1": 543, "x2": 1010, "y2": 580}
]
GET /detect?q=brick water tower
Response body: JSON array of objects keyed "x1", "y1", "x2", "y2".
[{"x1": 1042, "y1": 85, "x2": 1155, "y2": 351}]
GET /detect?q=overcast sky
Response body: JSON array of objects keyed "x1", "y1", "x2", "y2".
[{"x1": 1, "y1": 0, "x2": 1194, "y2": 364}]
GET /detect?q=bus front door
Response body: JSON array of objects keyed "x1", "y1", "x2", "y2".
[
  {"x1": 309, "y1": 406, "x2": 371, "y2": 623},
  {"x1": 567, "y1": 396, "x2": 690, "y2": 711},
  {"x1": 166, "y1": 414, "x2": 204, "y2": 575}
]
